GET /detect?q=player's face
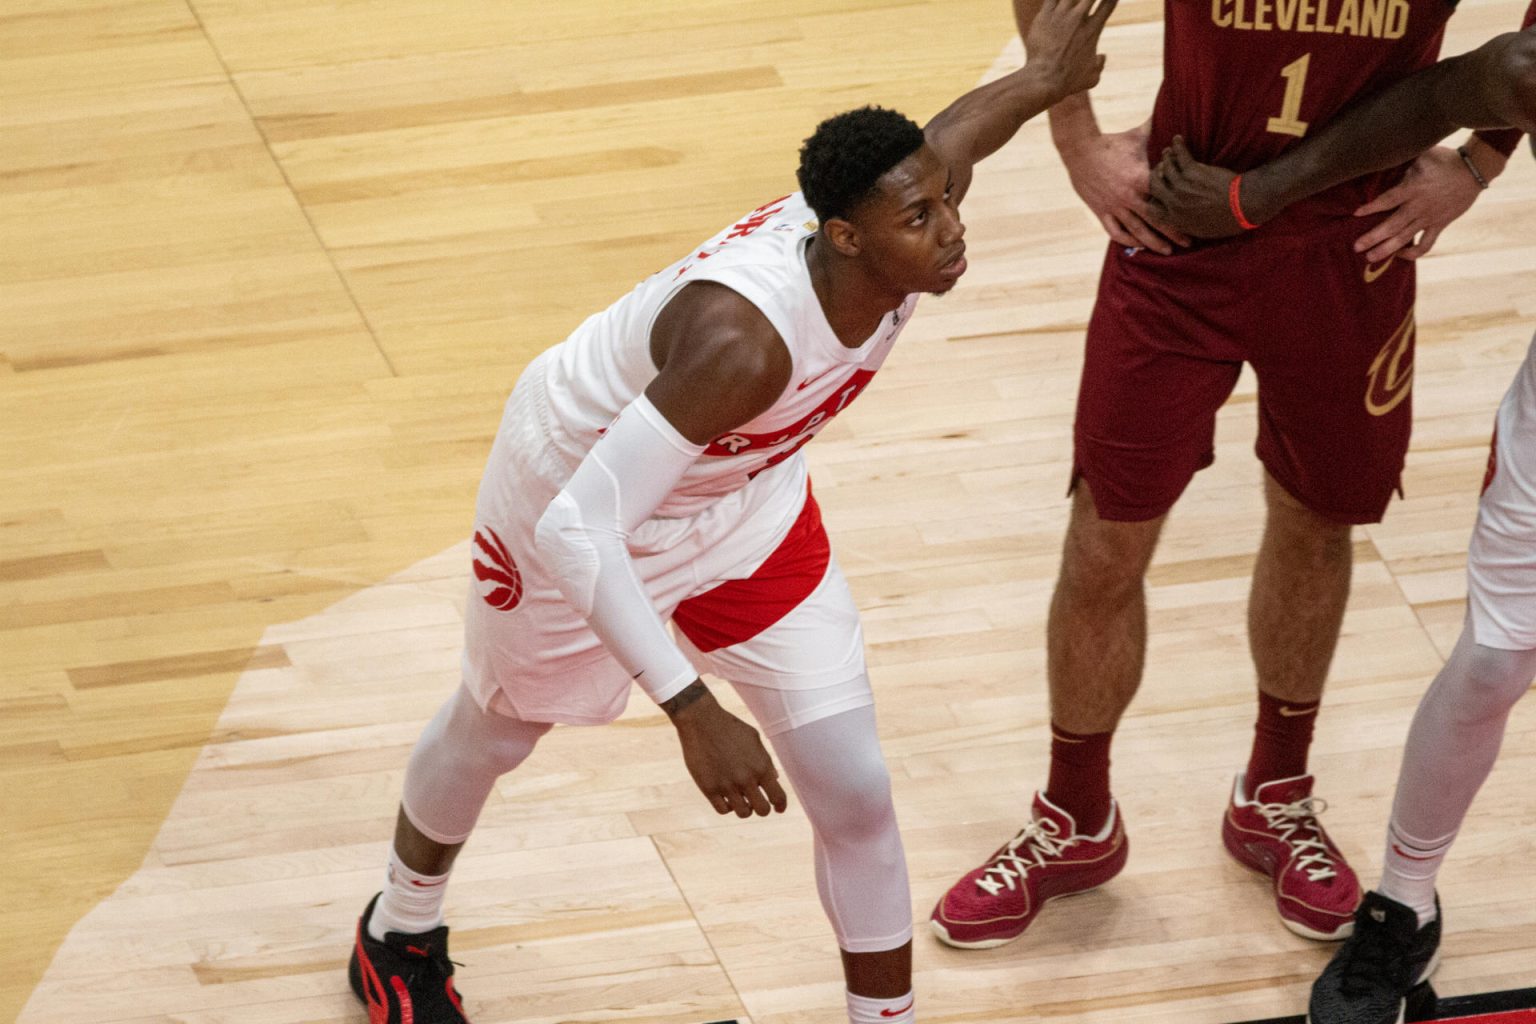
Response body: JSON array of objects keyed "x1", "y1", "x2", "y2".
[{"x1": 854, "y1": 145, "x2": 968, "y2": 294}]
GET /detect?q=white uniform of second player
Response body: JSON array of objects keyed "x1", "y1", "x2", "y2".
[
  {"x1": 398, "y1": 191, "x2": 921, "y2": 967},
  {"x1": 463, "y1": 192, "x2": 915, "y2": 730}
]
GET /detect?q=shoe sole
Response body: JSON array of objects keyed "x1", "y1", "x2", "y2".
[
  {"x1": 929, "y1": 883, "x2": 1110, "y2": 950},
  {"x1": 1223, "y1": 829, "x2": 1355, "y2": 941},
  {"x1": 1303, "y1": 949, "x2": 1441, "y2": 1024}
]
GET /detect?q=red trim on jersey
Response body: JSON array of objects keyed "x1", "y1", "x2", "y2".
[
  {"x1": 1483, "y1": 423, "x2": 1499, "y2": 496},
  {"x1": 703, "y1": 369, "x2": 875, "y2": 456},
  {"x1": 671, "y1": 488, "x2": 831, "y2": 653}
]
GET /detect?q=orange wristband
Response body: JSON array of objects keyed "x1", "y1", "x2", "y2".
[{"x1": 1229, "y1": 174, "x2": 1259, "y2": 231}]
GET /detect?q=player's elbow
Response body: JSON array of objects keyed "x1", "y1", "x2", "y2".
[
  {"x1": 1494, "y1": 31, "x2": 1536, "y2": 133},
  {"x1": 533, "y1": 492, "x2": 601, "y2": 616}
]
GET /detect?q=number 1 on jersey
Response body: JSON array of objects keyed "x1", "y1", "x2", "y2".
[{"x1": 1267, "y1": 54, "x2": 1311, "y2": 137}]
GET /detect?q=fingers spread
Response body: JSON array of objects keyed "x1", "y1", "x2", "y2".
[
  {"x1": 1363, "y1": 230, "x2": 1416, "y2": 263},
  {"x1": 1402, "y1": 227, "x2": 1441, "y2": 259},
  {"x1": 1353, "y1": 213, "x2": 1409, "y2": 253},
  {"x1": 1354, "y1": 185, "x2": 1407, "y2": 217},
  {"x1": 1121, "y1": 208, "x2": 1175, "y2": 255},
  {"x1": 1100, "y1": 213, "x2": 1141, "y2": 249},
  {"x1": 1169, "y1": 135, "x2": 1190, "y2": 173},
  {"x1": 764, "y1": 775, "x2": 789, "y2": 813}
]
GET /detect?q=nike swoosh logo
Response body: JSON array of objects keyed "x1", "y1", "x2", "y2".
[
  {"x1": 796, "y1": 368, "x2": 836, "y2": 391},
  {"x1": 881, "y1": 1000, "x2": 915, "y2": 1018},
  {"x1": 1392, "y1": 843, "x2": 1439, "y2": 862},
  {"x1": 1277, "y1": 705, "x2": 1317, "y2": 718},
  {"x1": 1364, "y1": 255, "x2": 1396, "y2": 283},
  {"x1": 409, "y1": 878, "x2": 447, "y2": 887}
]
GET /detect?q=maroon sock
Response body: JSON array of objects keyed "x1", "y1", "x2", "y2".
[
  {"x1": 1044, "y1": 723, "x2": 1114, "y2": 836},
  {"x1": 1245, "y1": 690, "x2": 1320, "y2": 791}
]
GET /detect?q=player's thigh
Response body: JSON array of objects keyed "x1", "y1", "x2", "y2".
[
  {"x1": 463, "y1": 515, "x2": 634, "y2": 726},
  {"x1": 1468, "y1": 347, "x2": 1536, "y2": 651},
  {"x1": 694, "y1": 558, "x2": 873, "y2": 738},
  {"x1": 1075, "y1": 245, "x2": 1245, "y2": 522},
  {"x1": 1248, "y1": 229, "x2": 1416, "y2": 524}
]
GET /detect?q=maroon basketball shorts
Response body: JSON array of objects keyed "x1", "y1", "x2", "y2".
[{"x1": 1075, "y1": 220, "x2": 1415, "y2": 524}]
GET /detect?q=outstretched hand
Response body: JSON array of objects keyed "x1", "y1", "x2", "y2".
[
  {"x1": 1146, "y1": 136, "x2": 1246, "y2": 238},
  {"x1": 1025, "y1": 0, "x2": 1120, "y2": 101},
  {"x1": 668, "y1": 686, "x2": 789, "y2": 818}
]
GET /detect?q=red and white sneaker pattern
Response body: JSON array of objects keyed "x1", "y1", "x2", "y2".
[
  {"x1": 1222, "y1": 773, "x2": 1361, "y2": 940},
  {"x1": 930, "y1": 792, "x2": 1128, "y2": 949}
]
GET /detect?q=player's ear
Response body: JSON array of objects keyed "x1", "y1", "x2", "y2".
[{"x1": 822, "y1": 216, "x2": 861, "y2": 258}]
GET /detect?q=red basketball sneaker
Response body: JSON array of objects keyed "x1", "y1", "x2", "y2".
[
  {"x1": 1222, "y1": 773, "x2": 1361, "y2": 940},
  {"x1": 930, "y1": 792, "x2": 1128, "y2": 949}
]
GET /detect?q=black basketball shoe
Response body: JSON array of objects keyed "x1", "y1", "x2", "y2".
[
  {"x1": 1307, "y1": 890, "x2": 1441, "y2": 1024},
  {"x1": 348, "y1": 893, "x2": 470, "y2": 1023}
]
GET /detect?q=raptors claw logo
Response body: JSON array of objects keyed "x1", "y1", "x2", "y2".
[{"x1": 473, "y1": 526, "x2": 523, "y2": 611}]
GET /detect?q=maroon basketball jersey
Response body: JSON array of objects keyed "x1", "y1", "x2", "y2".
[{"x1": 1150, "y1": 0, "x2": 1455, "y2": 218}]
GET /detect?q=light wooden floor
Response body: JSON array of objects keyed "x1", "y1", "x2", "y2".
[{"x1": 4, "y1": 1, "x2": 1534, "y2": 1022}]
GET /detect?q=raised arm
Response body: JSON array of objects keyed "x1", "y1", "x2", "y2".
[
  {"x1": 923, "y1": 0, "x2": 1116, "y2": 205},
  {"x1": 1148, "y1": 22, "x2": 1536, "y2": 236}
]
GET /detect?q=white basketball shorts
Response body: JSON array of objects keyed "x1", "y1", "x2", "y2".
[
  {"x1": 460, "y1": 362, "x2": 870, "y2": 728},
  {"x1": 1467, "y1": 331, "x2": 1536, "y2": 651}
]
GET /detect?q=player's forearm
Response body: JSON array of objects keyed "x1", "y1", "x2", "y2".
[
  {"x1": 533, "y1": 395, "x2": 703, "y2": 706},
  {"x1": 1243, "y1": 34, "x2": 1536, "y2": 222},
  {"x1": 926, "y1": 64, "x2": 1069, "y2": 169}
]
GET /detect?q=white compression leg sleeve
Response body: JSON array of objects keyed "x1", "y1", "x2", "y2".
[
  {"x1": 1379, "y1": 628, "x2": 1536, "y2": 922},
  {"x1": 758, "y1": 701, "x2": 913, "y2": 953},
  {"x1": 401, "y1": 683, "x2": 553, "y2": 845}
]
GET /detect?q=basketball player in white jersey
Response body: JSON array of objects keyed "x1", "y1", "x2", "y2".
[
  {"x1": 344, "y1": 1, "x2": 1116, "y2": 1021},
  {"x1": 1146, "y1": 17, "x2": 1536, "y2": 1023}
]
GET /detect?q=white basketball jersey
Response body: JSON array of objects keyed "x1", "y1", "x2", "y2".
[{"x1": 534, "y1": 192, "x2": 919, "y2": 517}]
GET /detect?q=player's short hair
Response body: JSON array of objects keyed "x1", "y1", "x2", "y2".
[{"x1": 797, "y1": 106, "x2": 926, "y2": 223}]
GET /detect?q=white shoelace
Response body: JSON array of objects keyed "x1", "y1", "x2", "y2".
[
  {"x1": 1254, "y1": 796, "x2": 1338, "y2": 881},
  {"x1": 976, "y1": 817, "x2": 1077, "y2": 896}
]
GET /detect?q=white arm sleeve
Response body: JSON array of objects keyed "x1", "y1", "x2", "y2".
[{"x1": 533, "y1": 394, "x2": 706, "y2": 705}]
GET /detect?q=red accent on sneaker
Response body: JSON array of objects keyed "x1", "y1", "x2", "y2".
[
  {"x1": 390, "y1": 976, "x2": 415, "y2": 1024},
  {"x1": 1222, "y1": 773, "x2": 1361, "y2": 940},
  {"x1": 356, "y1": 918, "x2": 390, "y2": 1024},
  {"x1": 446, "y1": 977, "x2": 467, "y2": 1016},
  {"x1": 929, "y1": 792, "x2": 1128, "y2": 949},
  {"x1": 406, "y1": 945, "x2": 431, "y2": 957}
]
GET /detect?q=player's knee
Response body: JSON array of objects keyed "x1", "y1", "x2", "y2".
[
  {"x1": 1265, "y1": 477, "x2": 1353, "y2": 544},
  {"x1": 1455, "y1": 643, "x2": 1536, "y2": 714},
  {"x1": 1060, "y1": 520, "x2": 1155, "y2": 598},
  {"x1": 806, "y1": 756, "x2": 897, "y2": 844}
]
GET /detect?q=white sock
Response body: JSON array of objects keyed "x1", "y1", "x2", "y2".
[
  {"x1": 370, "y1": 847, "x2": 450, "y2": 941},
  {"x1": 848, "y1": 990, "x2": 914, "y2": 1024},
  {"x1": 1377, "y1": 821, "x2": 1452, "y2": 928}
]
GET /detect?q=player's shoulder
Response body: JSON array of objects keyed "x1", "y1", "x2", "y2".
[{"x1": 657, "y1": 280, "x2": 790, "y2": 382}]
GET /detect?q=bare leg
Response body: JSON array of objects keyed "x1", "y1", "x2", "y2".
[
  {"x1": 392, "y1": 807, "x2": 463, "y2": 876},
  {"x1": 1248, "y1": 472, "x2": 1353, "y2": 705},
  {"x1": 840, "y1": 943, "x2": 911, "y2": 1000},
  {"x1": 1047, "y1": 481, "x2": 1167, "y2": 733}
]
